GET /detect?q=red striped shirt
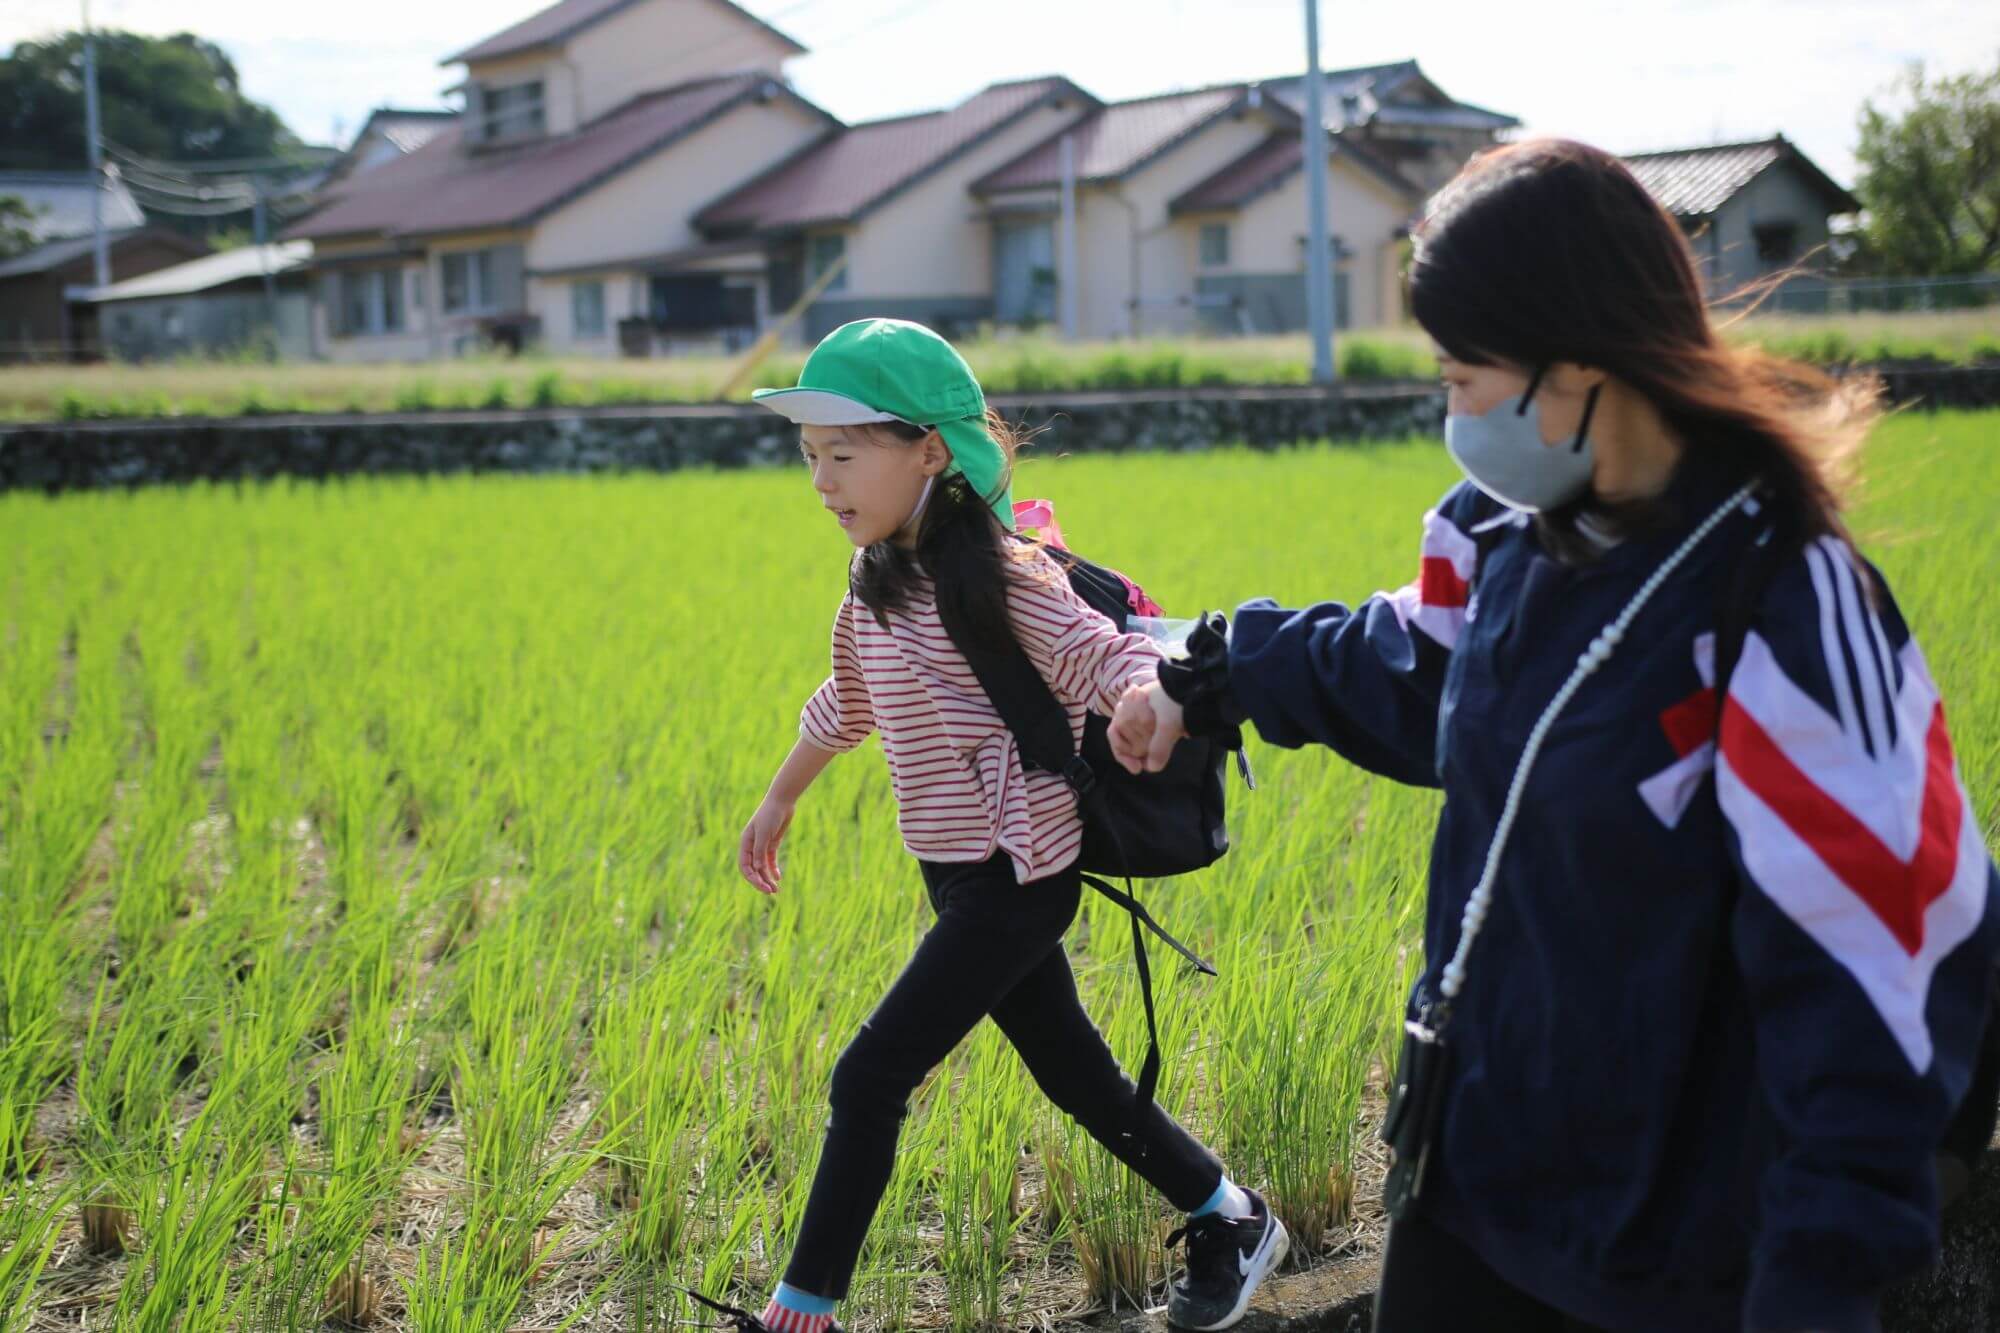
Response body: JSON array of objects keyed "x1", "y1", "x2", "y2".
[{"x1": 800, "y1": 547, "x2": 1160, "y2": 884}]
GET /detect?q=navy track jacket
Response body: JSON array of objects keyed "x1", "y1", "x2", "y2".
[{"x1": 1224, "y1": 464, "x2": 1999, "y2": 1333}]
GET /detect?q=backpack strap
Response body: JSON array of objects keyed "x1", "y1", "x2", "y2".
[
  {"x1": 934, "y1": 597, "x2": 1210, "y2": 1123},
  {"x1": 953, "y1": 630, "x2": 1093, "y2": 793}
]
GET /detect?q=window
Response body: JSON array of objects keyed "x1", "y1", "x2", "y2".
[
  {"x1": 163, "y1": 307, "x2": 184, "y2": 339},
  {"x1": 808, "y1": 233, "x2": 848, "y2": 293},
  {"x1": 1199, "y1": 222, "x2": 1230, "y2": 268},
  {"x1": 340, "y1": 269, "x2": 405, "y2": 336},
  {"x1": 441, "y1": 250, "x2": 493, "y2": 314},
  {"x1": 479, "y1": 80, "x2": 546, "y2": 142},
  {"x1": 1754, "y1": 221, "x2": 1799, "y2": 265},
  {"x1": 411, "y1": 270, "x2": 426, "y2": 312},
  {"x1": 571, "y1": 280, "x2": 606, "y2": 338}
]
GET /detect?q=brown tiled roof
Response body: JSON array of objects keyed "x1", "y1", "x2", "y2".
[
  {"x1": 1168, "y1": 131, "x2": 1418, "y2": 214},
  {"x1": 696, "y1": 77, "x2": 1090, "y2": 232},
  {"x1": 1623, "y1": 136, "x2": 1860, "y2": 218},
  {"x1": 446, "y1": 0, "x2": 805, "y2": 66},
  {"x1": 287, "y1": 73, "x2": 816, "y2": 241},
  {"x1": 972, "y1": 84, "x2": 1283, "y2": 194},
  {"x1": 1169, "y1": 134, "x2": 1300, "y2": 213}
]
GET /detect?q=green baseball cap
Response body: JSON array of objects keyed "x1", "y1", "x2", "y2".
[{"x1": 752, "y1": 318, "x2": 1014, "y2": 529}]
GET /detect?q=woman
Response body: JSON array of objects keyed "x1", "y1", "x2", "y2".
[{"x1": 1110, "y1": 140, "x2": 1999, "y2": 1333}]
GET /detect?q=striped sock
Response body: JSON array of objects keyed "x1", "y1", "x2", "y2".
[
  {"x1": 761, "y1": 1283, "x2": 836, "y2": 1333},
  {"x1": 1191, "y1": 1176, "x2": 1254, "y2": 1220}
]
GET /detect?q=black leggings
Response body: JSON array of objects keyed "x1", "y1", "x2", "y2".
[
  {"x1": 1374, "y1": 1210, "x2": 1608, "y2": 1333},
  {"x1": 781, "y1": 851, "x2": 1225, "y2": 1300}
]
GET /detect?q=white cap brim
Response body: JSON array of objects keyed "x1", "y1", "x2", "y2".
[{"x1": 750, "y1": 387, "x2": 906, "y2": 426}]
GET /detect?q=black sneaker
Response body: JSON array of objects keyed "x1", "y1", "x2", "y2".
[{"x1": 1164, "y1": 1189, "x2": 1289, "y2": 1331}]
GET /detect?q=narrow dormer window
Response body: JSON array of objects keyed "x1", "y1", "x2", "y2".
[{"x1": 473, "y1": 79, "x2": 546, "y2": 144}]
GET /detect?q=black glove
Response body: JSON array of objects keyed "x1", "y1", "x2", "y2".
[{"x1": 1157, "y1": 611, "x2": 1247, "y2": 743}]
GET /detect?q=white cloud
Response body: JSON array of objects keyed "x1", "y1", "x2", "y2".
[{"x1": 5, "y1": 0, "x2": 1995, "y2": 185}]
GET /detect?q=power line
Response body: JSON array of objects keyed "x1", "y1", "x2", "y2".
[
  {"x1": 113, "y1": 185, "x2": 259, "y2": 218},
  {"x1": 106, "y1": 157, "x2": 258, "y2": 205}
]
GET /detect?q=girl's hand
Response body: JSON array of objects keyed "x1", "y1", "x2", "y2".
[
  {"x1": 1110, "y1": 685, "x2": 1157, "y2": 773},
  {"x1": 738, "y1": 798, "x2": 794, "y2": 894},
  {"x1": 1111, "y1": 682, "x2": 1188, "y2": 774}
]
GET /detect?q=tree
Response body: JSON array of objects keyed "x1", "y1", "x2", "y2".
[
  {"x1": 0, "y1": 30, "x2": 304, "y2": 171},
  {"x1": 0, "y1": 195, "x2": 39, "y2": 259},
  {"x1": 1854, "y1": 57, "x2": 2000, "y2": 275}
]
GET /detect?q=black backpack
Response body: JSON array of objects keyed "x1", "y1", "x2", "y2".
[{"x1": 935, "y1": 543, "x2": 1250, "y2": 1116}]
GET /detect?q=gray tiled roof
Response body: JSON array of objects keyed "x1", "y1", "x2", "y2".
[
  {"x1": 1621, "y1": 136, "x2": 1860, "y2": 217},
  {"x1": 1623, "y1": 139, "x2": 1786, "y2": 216},
  {"x1": 1264, "y1": 61, "x2": 1520, "y2": 134},
  {"x1": 697, "y1": 78, "x2": 1086, "y2": 232}
]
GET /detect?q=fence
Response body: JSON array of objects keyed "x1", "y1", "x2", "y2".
[{"x1": 1723, "y1": 272, "x2": 2000, "y2": 315}]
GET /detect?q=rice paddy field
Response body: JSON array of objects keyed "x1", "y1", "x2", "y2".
[{"x1": 1, "y1": 410, "x2": 1996, "y2": 1332}]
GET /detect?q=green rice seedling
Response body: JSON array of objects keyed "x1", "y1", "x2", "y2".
[
  {"x1": 933, "y1": 1029, "x2": 1037, "y2": 1330},
  {"x1": 593, "y1": 957, "x2": 726, "y2": 1264},
  {"x1": 0, "y1": 1178, "x2": 73, "y2": 1330},
  {"x1": 110, "y1": 1102, "x2": 270, "y2": 1329},
  {"x1": 0, "y1": 412, "x2": 1990, "y2": 1332}
]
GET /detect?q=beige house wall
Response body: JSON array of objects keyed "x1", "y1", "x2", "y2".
[
  {"x1": 840, "y1": 100, "x2": 1090, "y2": 300},
  {"x1": 458, "y1": 0, "x2": 796, "y2": 137},
  {"x1": 528, "y1": 98, "x2": 827, "y2": 274},
  {"x1": 1223, "y1": 153, "x2": 1414, "y2": 327},
  {"x1": 566, "y1": 0, "x2": 797, "y2": 123},
  {"x1": 530, "y1": 272, "x2": 646, "y2": 351},
  {"x1": 1063, "y1": 110, "x2": 1287, "y2": 339},
  {"x1": 310, "y1": 236, "x2": 435, "y2": 362}
]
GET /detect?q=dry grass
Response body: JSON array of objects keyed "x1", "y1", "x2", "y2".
[{"x1": 1, "y1": 309, "x2": 1991, "y2": 423}]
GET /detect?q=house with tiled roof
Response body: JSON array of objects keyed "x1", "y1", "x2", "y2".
[
  {"x1": 286, "y1": 0, "x2": 834, "y2": 358},
  {"x1": 688, "y1": 76, "x2": 1100, "y2": 341},
  {"x1": 1621, "y1": 136, "x2": 1860, "y2": 296},
  {"x1": 285, "y1": 0, "x2": 1516, "y2": 358},
  {"x1": 1265, "y1": 61, "x2": 1520, "y2": 195},
  {"x1": 961, "y1": 78, "x2": 1435, "y2": 337}
]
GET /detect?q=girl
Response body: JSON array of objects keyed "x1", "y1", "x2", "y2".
[
  {"x1": 1111, "y1": 140, "x2": 1999, "y2": 1333},
  {"x1": 735, "y1": 318, "x2": 1287, "y2": 1333}
]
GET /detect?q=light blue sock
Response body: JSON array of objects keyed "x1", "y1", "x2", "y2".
[
  {"x1": 773, "y1": 1283, "x2": 837, "y2": 1318},
  {"x1": 1191, "y1": 1176, "x2": 1253, "y2": 1219}
]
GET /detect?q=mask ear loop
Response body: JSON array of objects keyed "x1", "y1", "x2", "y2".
[
  {"x1": 1515, "y1": 364, "x2": 1548, "y2": 416},
  {"x1": 1571, "y1": 383, "x2": 1602, "y2": 453}
]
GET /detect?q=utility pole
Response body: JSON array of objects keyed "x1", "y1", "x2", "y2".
[
  {"x1": 1301, "y1": 0, "x2": 1336, "y2": 384},
  {"x1": 253, "y1": 178, "x2": 278, "y2": 351},
  {"x1": 83, "y1": 0, "x2": 109, "y2": 289},
  {"x1": 1059, "y1": 134, "x2": 1080, "y2": 340}
]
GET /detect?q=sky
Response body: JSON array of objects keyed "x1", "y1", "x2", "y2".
[{"x1": 4, "y1": 0, "x2": 1997, "y2": 187}]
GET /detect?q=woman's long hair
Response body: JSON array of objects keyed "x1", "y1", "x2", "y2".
[
  {"x1": 1408, "y1": 138, "x2": 1878, "y2": 560},
  {"x1": 848, "y1": 408, "x2": 1036, "y2": 657}
]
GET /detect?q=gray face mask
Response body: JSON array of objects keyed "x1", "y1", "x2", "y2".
[{"x1": 1444, "y1": 368, "x2": 1601, "y2": 513}]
